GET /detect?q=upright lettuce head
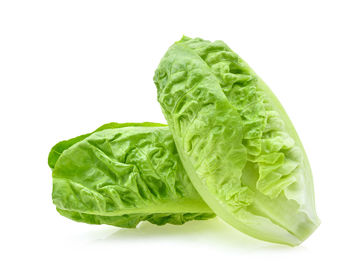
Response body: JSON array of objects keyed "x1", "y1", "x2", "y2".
[{"x1": 154, "y1": 36, "x2": 320, "y2": 246}]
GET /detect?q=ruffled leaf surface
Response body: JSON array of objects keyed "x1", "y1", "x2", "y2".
[
  {"x1": 49, "y1": 123, "x2": 214, "y2": 228},
  {"x1": 154, "y1": 36, "x2": 320, "y2": 245}
]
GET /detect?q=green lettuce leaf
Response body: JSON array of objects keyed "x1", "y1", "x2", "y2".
[
  {"x1": 49, "y1": 122, "x2": 214, "y2": 228},
  {"x1": 154, "y1": 36, "x2": 320, "y2": 246},
  {"x1": 48, "y1": 122, "x2": 166, "y2": 169}
]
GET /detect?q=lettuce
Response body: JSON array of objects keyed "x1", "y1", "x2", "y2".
[
  {"x1": 154, "y1": 36, "x2": 320, "y2": 245},
  {"x1": 49, "y1": 122, "x2": 214, "y2": 228}
]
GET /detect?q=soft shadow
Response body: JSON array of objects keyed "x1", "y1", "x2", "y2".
[{"x1": 91, "y1": 218, "x2": 297, "y2": 251}]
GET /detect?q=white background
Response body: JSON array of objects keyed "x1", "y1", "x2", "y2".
[{"x1": 1, "y1": 0, "x2": 349, "y2": 271}]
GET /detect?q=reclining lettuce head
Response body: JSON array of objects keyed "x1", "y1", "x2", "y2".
[{"x1": 49, "y1": 122, "x2": 214, "y2": 228}]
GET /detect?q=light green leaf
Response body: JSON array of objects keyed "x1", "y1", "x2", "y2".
[
  {"x1": 49, "y1": 123, "x2": 214, "y2": 228},
  {"x1": 154, "y1": 36, "x2": 320, "y2": 245}
]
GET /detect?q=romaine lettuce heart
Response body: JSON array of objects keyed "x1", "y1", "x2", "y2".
[
  {"x1": 49, "y1": 123, "x2": 214, "y2": 228},
  {"x1": 154, "y1": 36, "x2": 320, "y2": 246}
]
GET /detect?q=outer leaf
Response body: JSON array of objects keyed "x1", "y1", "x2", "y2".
[
  {"x1": 49, "y1": 123, "x2": 214, "y2": 228},
  {"x1": 48, "y1": 122, "x2": 166, "y2": 169},
  {"x1": 154, "y1": 36, "x2": 320, "y2": 245}
]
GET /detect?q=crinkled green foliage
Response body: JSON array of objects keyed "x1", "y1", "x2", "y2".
[
  {"x1": 49, "y1": 122, "x2": 214, "y2": 228},
  {"x1": 154, "y1": 36, "x2": 319, "y2": 246}
]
